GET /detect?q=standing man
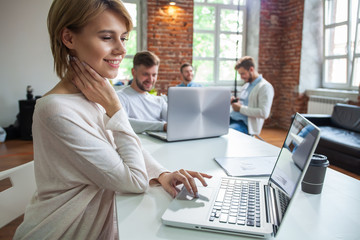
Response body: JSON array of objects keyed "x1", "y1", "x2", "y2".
[
  {"x1": 230, "y1": 56, "x2": 274, "y2": 135},
  {"x1": 177, "y1": 63, "x2": 202, "y2": 87},
  {"x1": 117, "y1": 51, "x2": 167, "y2": 133}
]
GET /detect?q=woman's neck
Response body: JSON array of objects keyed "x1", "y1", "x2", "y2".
[{"x1": 44, "y1": 72, "x2": 81, "y2": 97}]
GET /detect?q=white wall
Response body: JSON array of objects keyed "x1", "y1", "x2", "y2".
[{"x1": 0, "y1": 0, "x2": 58, "y2": 127}]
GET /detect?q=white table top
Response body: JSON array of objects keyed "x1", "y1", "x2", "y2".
[{"x1": 116, "y1": 129, "x2": 360, "y2": 240}]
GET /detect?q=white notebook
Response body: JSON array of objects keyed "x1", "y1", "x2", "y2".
[{"x1": 214, "y1": 156, "x2": 278, "y2": 177}]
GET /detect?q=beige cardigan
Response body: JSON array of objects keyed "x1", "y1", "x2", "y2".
[
  {"x1": 14, "y1": 93, "x2": 167, "y2": 240},
  {"x1": 239, "y1": 78, "x2": 274, "y2": 135}
]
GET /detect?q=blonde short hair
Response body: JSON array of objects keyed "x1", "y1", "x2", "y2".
[{"x1": 47, "y1": 0, "x2": 133, "y2": 79}]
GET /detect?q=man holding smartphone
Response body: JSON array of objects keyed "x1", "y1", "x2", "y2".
[{"x1": 230, "y1": 56, "x2": 274, "y2": 135}]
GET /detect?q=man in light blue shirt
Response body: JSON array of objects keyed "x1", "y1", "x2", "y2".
[
  {"x1": 230, "y1": 56, "x2": 274, "y2": 135},
  {"x1": 177, "y1": 63, "x2": 202, "y2": 87}
]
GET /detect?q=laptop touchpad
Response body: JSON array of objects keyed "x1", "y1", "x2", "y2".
[{"x1": 177, "y1": 186, "x2": 212, "y2": 201}]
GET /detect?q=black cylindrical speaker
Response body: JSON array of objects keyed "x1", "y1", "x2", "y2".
[{"x1": 19, "y1": 100, "x2": 36, "y2": 140}]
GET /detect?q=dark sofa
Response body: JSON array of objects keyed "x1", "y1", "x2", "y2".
[{"x1": 303, "y1": 103, "x2": 360, "y2": 175}]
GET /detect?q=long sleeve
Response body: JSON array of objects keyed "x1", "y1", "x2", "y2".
[
  {"x1": 239, "y1": 81, "x2": 274, "y2": 119},
  {"x1": 103, "y1": 109, "x2": 149, "y2": 192},
  {"x1": 142, "y1": 148, "x2": 168, "y2": 180},
  {"x1": 239, "y1": 80, "x2": 274, "y2": 135}
]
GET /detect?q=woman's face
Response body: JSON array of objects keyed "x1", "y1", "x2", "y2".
[{"x1": 70, "y1": 10, "x2": 128, "y2": 79}]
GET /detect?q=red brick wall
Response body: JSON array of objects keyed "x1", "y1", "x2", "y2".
[
  {"x1": 258, "y1": 0, "x2": 305, "y2": 129},
  {"x1": 147, "y1": 0, "x2": 194, "y2": 95}
]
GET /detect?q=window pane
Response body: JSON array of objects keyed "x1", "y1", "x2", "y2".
[
  {"x1": 350, "y1": 1, "x2": 359, "y2": 53},
  {"x1": 324, "y1": 0, "x2": 348, "y2": 25},
  {"x1": 219, "y1": 33, "x2": 242, "y2": 58},
  {"x1": 193, "y1": 33, "x2": 214, "y2": 57},
  {"x1": 353, "y1": 58, "x2": 360, "y2": 87},
  {"x1": 124, "y1": 3, "x2": 137, "y2": 27},
  {"x1": 324, "y1": 59, "x2": 347, "y2": 84},
  {"x1": 193, "y1": 60, "x2": 214, "y2": 83},
  {"x1": 220, "y1": 9, "x2": 243, "y2": 32},
  {"x1": 194, "y1": 6, "x2": 215, "y2": 30},
  {"x1": 126, "y1": 31, "x2": 137, "y2": 55},
  {"x1": 356, "y1": 24, "x2": 360, "y2": 54},
  {"x1": 219, "y1": 60, "x2": 237, "y2": 81},
  {"x1": 193, "y1": 1, "x2": 246, "y2": 84},
  {"x1": 325, "y1": 25, "x2": 348, "y2": 55}
]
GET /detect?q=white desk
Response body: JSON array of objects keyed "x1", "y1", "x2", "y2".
[{"x1": 116, "y1": 129, "x2": 360, "y2": 240}]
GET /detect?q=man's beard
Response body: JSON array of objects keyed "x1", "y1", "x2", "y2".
[
  {"x1": 135, "y1": 77, "x2": 153, "y2": 92},
  {"x1": 183, "y1": 75, "x2": 192, "y2": 83}
]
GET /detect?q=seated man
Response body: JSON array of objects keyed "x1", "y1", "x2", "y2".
[
  {"x1": 230, "y1": 56, "x2": 274, "y2": 135},
  {"x1": 117, "y1": 51, "x2": 167, "y2": 133},
  {"x1": 177, "y1": 63, "x2": 202, "y2": 87}
]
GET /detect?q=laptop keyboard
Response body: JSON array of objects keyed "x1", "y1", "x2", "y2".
[
  {"x1": 209, "y1": 178, "x2": 261, "y2": 227},
  {"x1": 278, "y1": 189, "x2": 290, "y2": 217}
]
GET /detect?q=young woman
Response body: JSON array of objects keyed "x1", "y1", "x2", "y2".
[{"x1": 14, "y1": 0, "x2": 211, "y2": 239}]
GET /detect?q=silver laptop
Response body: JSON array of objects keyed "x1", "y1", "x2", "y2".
[
  {"x1": 161, "y1": 113, "x2": 320, "y2": 238},
  {"x1": 147, "y1": 87, "x2": 231, "y2": 142}
]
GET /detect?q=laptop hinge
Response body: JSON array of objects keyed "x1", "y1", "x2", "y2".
[{"x1": 264, "y1": 185, "x2": 279, "y2": 228}]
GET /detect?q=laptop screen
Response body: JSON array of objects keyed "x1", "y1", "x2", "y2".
[{"x1": 269, "y1": 113, "x2": 320, "y2": 198}]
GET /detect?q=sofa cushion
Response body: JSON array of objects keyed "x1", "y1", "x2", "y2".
[
  {"x1": 318, "y1": 126, "x2": 360, "y2": 157},
  {"x1": 315, "y1": 144, "x2": 360, "y2": 175},
  {"x1": 331, "y1": 104, "x2": 360, "y2": 133}
]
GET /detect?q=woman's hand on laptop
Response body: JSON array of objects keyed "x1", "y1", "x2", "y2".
[{"x1": 158, "y1": 169, "x2": 212, "y2": 198}]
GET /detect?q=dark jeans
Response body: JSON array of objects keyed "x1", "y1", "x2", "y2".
[{"x1": 229, "y1": 118, "x2": 249, "y2": 135}]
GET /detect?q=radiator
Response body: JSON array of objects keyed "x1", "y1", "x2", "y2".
[{"x1": 307, "y1": 95, "x2": 349, "y2": 114}]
